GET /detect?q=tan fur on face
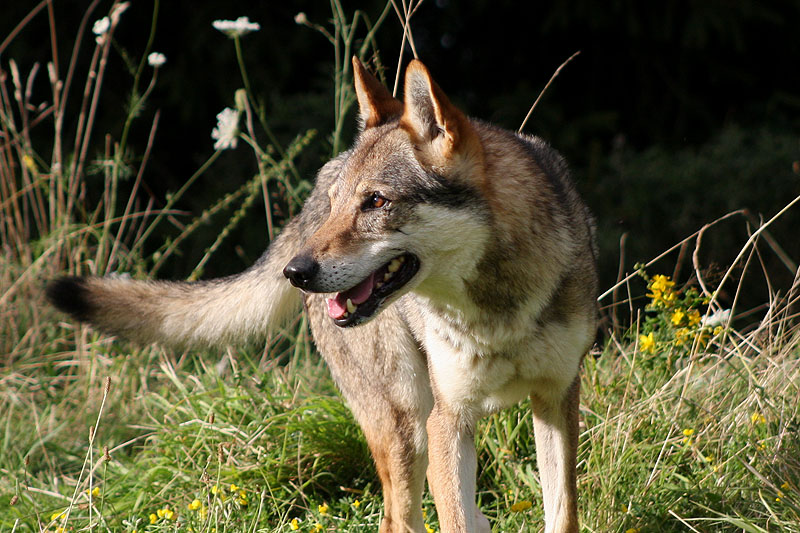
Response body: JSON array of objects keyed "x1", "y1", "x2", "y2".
[{"x1": 303, "y1": 211, "x2": 359, "y2": 262}]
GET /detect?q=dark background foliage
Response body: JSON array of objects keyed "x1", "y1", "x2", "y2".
[{"x1": 4, "y1": 0, "x2": 800, "y2": 309}]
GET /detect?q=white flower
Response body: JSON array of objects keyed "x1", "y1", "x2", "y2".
[
  {"x1": 147, "y1": 52, "x2": 167, "y2": 67},
  {"x1": 93, "y1": 17, "x2": 110, "y2": 35},
  {"x1": 211, "y1": 108, "x2": 240, "y2": 150},
  {"x1": 212, "y1": 16, "x2": 261, "y2": 38},
  {"x1": 701, "y1": 309, "x2": 731, "y2": 328},
  {"x1": 110, "y1": 2, "x2": 130, "y2": 25},
  {"x1": 93, "y1": 16, "x2": 110, "y2": 44}
]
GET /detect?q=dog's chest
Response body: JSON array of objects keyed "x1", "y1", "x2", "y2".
[{"x1": 417, "y1": 302, "x2": 587, "y2": 414}]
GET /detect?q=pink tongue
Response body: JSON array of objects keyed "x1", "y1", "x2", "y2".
[{"x1": 326, "y1": 272, "x2": 376, "y2": 319}]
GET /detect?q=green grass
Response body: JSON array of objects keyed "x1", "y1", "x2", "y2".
[
  {"x1": 2, "y1": 1, "x2": 800, "y2": 532},
  {"x1": 3, "y1": 266, "x2": 800, "y2": 532}
]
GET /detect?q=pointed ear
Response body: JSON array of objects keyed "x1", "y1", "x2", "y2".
[
  {"x1": 352, "y1": 56, "x2": 402, "y2": 129},
  {"x1": 401, "y1": 60, "x2": 469, "y2": 150}
]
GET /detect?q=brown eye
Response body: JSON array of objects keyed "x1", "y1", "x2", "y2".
[{"x1": 365, "y1": 192, "x2": 389, "y2": 210}]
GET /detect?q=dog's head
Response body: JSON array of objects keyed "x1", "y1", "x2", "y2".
[{"x1": 284, "y1": 58, "x2": 489, "y2": 327}]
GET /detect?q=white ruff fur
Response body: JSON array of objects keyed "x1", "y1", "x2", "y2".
[
  {"x1": 405, "y1": 205, "x2": 490, "y2": 306},
  {"x1": 418, "y1": 300, "x2": 588, "y2": 414},
  {"x1": 405, "y1": 207, "x2": 590, "y2": 414}
]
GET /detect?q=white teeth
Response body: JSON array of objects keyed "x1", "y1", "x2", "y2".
[
  {"x1": 376, "y1": 281, "x2": 384, "y2": 289},
  {"x1": 384, "y1": 272, "x2": 392, "y2": 282},
  {"x1": 346, "y1": 298, "x2": 357, "y2": 314},
  {"x1": 388, "y1": 258, "x2": 402, "y2": 273}
]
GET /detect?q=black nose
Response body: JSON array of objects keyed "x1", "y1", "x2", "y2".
[{"x1": 283, "y1": 254, "x2": 319, "y2": 289}]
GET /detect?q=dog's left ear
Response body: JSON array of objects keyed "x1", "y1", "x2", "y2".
[
  {"x1": 352, "y1": 57, "x2": 403, "y2": 130},
  {"x1": 401, "y1": 60, "x2": 473, "y2": 158}
]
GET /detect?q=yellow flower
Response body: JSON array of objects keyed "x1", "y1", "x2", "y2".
[
  {"x1": 51, "y1": 510, "x2": 67, "y2": 522},
  {"x1": 647, "y1": 275, "x2": 677, "y2": 308},
  {"x1": 625, "y1": 528, "x2": 640, "y2": 533},
  {"x1": 353, "y1": 499, "x2": 361, "y2": 508},
  {"x1": 86, "y1": 486, "x2": 100, "y2": 498},
  {"x1": 229, "y1": 483, "x2": 239, "y2": 492},
  {"x1": 189, "y1": 499, "x2": 202, "y2": 511},
  {"x1": 674, "y1": 327, "x2": 690, "y2": 345},
  {"x1": 425, "y1": 524, "x2": 435, "y2": 533},
  {"x1": 318, "y1": 503, "x2": 329, "y2": 515},
  {"x1": 22, "y1": 154, "x2": 37, "y2": 172},
  {"x1": 149, "y1": 513, "x2": 158, "y2": 524},
  {"x1": 312, "y1": 524, "x2": 324, "y2": 532},
  {"x1": 671, "y1": 309, "x2": 685, "y2": 326},
  {"x1": 781, "y1": 482, "x2": 791, "y2": 491},
  {"x1": 238, "y1": 495, "x2": 248, "y2": 506},
  {"x1": 751, "y1": 412, "x2": 766, "y2": 424},
  {"x1": 290, "y1": 518, "x2": 300, "y2": 530},
  {"x1": 682, "y1": 428, "x2": 695, "y2": 437},
  {"x1": 650, "y1": 274, "x2": 675, "y2": 292},
  {"x1": 639, "y1": 332, "x2": 656, "y2": 353},
  {"x1": 687, "y1": 309, "x2": 701, "y2": 326},
  {"x1": 510, "y1": 500, "x2": 533, "y2": 512},
  {"x1": 647, "y1": 288, "x2": 662, "y2": 303},
  {"x1": 156, "y1": 508, "x2": 175, "y2": 520},
  {"x1": 211, "y1": 484, "x2": 220, "y2": 495}
]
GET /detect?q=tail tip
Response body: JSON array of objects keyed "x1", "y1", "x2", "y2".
[{"x1": 46, "y1": 276, "x2": 92, "y2": 322}]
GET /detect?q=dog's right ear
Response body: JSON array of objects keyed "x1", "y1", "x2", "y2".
[{"x1": 352, "y1": 56, "x2": 402, "y2": 130}]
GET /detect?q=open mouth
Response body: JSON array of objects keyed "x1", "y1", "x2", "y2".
[{"x1": 326, "y1": 253, "x2": 420, "y2": 327}]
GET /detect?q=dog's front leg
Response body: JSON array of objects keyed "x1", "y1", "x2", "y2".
[
  {"x1": 426, "y1": 403, "x2": 490, "y2": 533},
  {"x1": 531, "y1": 376, "x2": 580, "y2": 533}
]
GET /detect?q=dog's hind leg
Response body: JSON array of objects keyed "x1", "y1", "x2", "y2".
[{"x1": 531, "y1": 376, "x2": 580, "y2": 533}]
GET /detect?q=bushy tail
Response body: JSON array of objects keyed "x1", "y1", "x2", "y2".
[
  {"x1": 46, "y1": 224, "x2": 302, "y2": 349},
  {"x1": 47, "y1": 154, "x2": 346, "y2": 348}
]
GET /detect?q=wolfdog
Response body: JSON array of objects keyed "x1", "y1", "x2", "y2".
[{"x1": 48, "y1": 57, "x2": 598, "y2": 533}]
